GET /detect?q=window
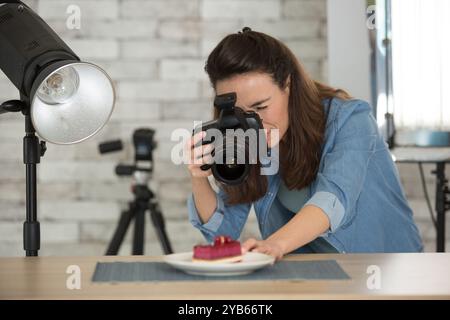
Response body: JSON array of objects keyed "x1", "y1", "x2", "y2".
[{"x1": 391, "y1": 0, "x2": 450, "y2": 129}]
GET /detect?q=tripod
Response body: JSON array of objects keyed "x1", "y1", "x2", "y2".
[{"x1": 105, "y1": 169, "x2": 173, "y2": 255}]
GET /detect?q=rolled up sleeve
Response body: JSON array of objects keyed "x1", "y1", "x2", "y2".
[
  {"x1": 304, "y1": 191, "x2": 345, "y2": 232},
  {"x1": 187, "y1": 188, "x2": 251, "y2": 242},
  {"x1": 188, "y1": 193, "x2": 224, "y2": 234},
  {"x1": 304, "y1": 100, "x2": 378, "y2": 232}
]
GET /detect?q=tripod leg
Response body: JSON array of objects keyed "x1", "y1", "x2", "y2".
[
  {"x1": 149, "y1": 201, "x2": 173, "y2": 254},
  {"x1": 132, "y1": 204, "x2": 146, "y2": 255},
  {"x1": 105, "y1": 206, "x2": 134, "y2": 255}
]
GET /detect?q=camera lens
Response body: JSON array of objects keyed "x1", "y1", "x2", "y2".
[
  {"x1": 212, "y1": 134, "x2": 251, "y2": 185},
  {"x1": 215, "y1": 163, "x2": 248, "y2": 183}
]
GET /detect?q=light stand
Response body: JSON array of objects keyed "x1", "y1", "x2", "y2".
[
  {"x1": 0, "y1": 1, "x2": 115, "y2": 256},
  {"x1": 0, "y1": 100, "x2": 45, "y2": 256}
]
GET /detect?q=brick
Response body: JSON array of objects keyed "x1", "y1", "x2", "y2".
[
  {"x1": 158, "y1": 181, "x2": 192, "y2": 203},
  {"x1": 0, "y1": 222, "x2": 79, "y2": 243},
  {"x1": 50, "y1": 19, "x2": 157, "y2": 39},
  {"x1": 0, "y1": 112, "x2": 18, "y2": 122},
  {"x1": 154, "y1": 139, "x2": 183, "y2": 162},
  {"x1": 42, "y1": 222, "x2": 80, "y2": 242},
  {"x1": 38, "y1": 183, "x2": 79, "y2": 201},
  {"x1": 40, "y1": 200, "x2": 120, "y2": 221},
  {"x1": 57, "y1": 142, "x2": 106, "y2": 161},
  {"x1": 160, "y1": 59, "x2": 208, "y2": 80},
  {"x1": 0, "y1": 200, "x2": 24, "y2": 221},
  {"x1": 110, "y1": 101, "x2": 161, "y2": 121},
  {"x1": 158, "y1": 20, "x2": 240, "y2": 40},
  {"x1": 0, "y1": 81, "x2": 19, "y2": 101},
  {"x1": 200, "y1": 80, "x2": 215, "y2": 99},
  {"x1": 82, "y1": 121, "x2": 122, "y2": 145},
  {"x1": 122, "y1": 39, "x2": 199, "y2": 60},
  {"x1": 0, "y1": 183, "x2": 25, "y2": 202},
  {"x1": 0, "y1": 242, "x2": 23, "y2": 257},
  {"x1": 80, "y1": 219, "x2": 174, "y2": 245},
  {"x1": 0, "y1": 182, "x2": 78, "y2": 202},
  {"x1": 38, "y1": 242, "x2": 107, "y2": 256},
  {"x1": 161, "y1": 100, "x2": 213, "y2": 121},
  {"x1": 320, "y1": 20, "x2": 327, "y2": 39},
  {"x1": 118, "y1": 81, "x2": 199, "y2": 101},
  {"x1": 121, "y1": 0, "x2": 200, "y2": 18},
  {"x1": 78, "y1": 181, "x2": 132, "y2": 201},
  {"x1": 22, "y1": 0, "x2": 38, "y2": 11},
  {"x1": 0, "y1": 142, "x2": 22, "y2": 161},
  {"x1": 165, "y1": 220, "x2": 207, "y2": 250},
  {"x1": 99, "y1": 60, "x2": 158, "y2": 81},
  {"x1": 40, "y1": 144, "x2": 77, "y2": 161},
  {"x1": 302, "y1": 60, "x2": 322, "y2": 80},
  {"x1": 287, "y1": 39, "x2": 327, "y2": 60},
  {"x1": 80, "y1": 221, "x2": 119, "y2": 242},
  {"x1": 0, "y1": 121, "x2": 24, "y2": 142},
  {"x1": 153, "y1": 159, "x2": 190, "y2": 181},
  {"x1": 321, "y1": 59, "x2": 328, "y2": 82},
  {"x1": 202, "y1": 0, "x2": 281, "y2": 19},
  {"x1": 37, "y1": 0, "x2": 119, "y2": 20},
  {"x1": 283, "y1": 0, "x2": 326, "y2": 19},
  {"x1": 38, "y1": 161, "x2": 117, "y2": 182},
  {"x1": 0, "y1": 222, "x2": 23, "y2": 242},
  {"x1": 0, "y1": 162, "x2": 25, "y2": 181},
  {"x1": 243, "y1": 20, "x2": 321, "y2": 40},
  {"x1": 0, "y1": 181, "x2": 78, "y2": 201},
  {"x1": 65, "y1": 39, "x2": 119, "y2": 60}
]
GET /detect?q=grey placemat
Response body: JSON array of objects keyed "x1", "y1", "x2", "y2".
[{"x1": 92, "y1": 260, "x2": 350, "y2": 282}]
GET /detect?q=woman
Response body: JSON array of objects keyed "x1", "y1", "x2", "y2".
[{"x1": 186, "y1": 28, "x2": 423, "y2": 259}]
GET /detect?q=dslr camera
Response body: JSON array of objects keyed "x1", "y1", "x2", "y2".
[{"x1": 194, "y1": 92, "x2": 266, "y2": 185}]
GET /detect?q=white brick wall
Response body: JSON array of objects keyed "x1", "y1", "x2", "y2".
[
  {"x1": 38, "y1": 0, "x2": 119, "y2": 20},
  {"x1": 201, "y1": 0, "x2": 281, "y2": 19},
  {"x1": 4, "y1": 0, "x2": 441, "y2": 258},
  {"x1": 121, "y1": 0, "x2": 200, "y2": 19}
]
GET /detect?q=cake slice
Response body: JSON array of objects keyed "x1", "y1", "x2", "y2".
[{"x1": 193, "y1": 235, "x2": 243, "y2": 263}]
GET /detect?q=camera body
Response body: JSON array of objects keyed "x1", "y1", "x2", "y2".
[
  {"x1": 98, "y1": 128, "x2": 157, "y2": 178},
  {"x1": 194, "y1": 92, "x2": 265, "y2": 185},
  {"x1": 133, "y1": 128, "x2": 156, "y2": 163}
]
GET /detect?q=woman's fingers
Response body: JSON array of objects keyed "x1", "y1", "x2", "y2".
[
  {"x1": 193, "y1": 143, "x2": 214, "y2": 161},
  {"x1": 242, "y1": 239, "x2": 283, "y2": 261},
  {"x1": 242, "y1": 238, "x2": 258, "y2": 254},
  {"x1": 184, "y1": 131, "x2": 215, "y2": 179},
  {"x1": 190, "y1": 131, "x2": 206, "y2": 148}
]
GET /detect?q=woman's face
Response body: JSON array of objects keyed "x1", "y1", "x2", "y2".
[{"x1": 215, "y1": 72, "x2": 290, "y2": 147}]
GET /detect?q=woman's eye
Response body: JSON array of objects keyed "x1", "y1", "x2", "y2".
[{"x1": 256, "y1": 106, "x2": 268, "y2": 111}]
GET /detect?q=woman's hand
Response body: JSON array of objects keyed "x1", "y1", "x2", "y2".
[
  {"x1": 242, "y1": 238, "x2": 285, "y2": 261},
  {"x1": 185, "y1": 131, "x2": 213, "y2": 179}
]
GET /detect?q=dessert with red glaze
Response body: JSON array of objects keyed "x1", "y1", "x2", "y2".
[{"x1": 193, "y1": 235, "x2": 243, "y2": 263}]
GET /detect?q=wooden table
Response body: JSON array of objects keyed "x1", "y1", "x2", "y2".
[{"x1": 1, "y1": 253, "x2": 449, "y2": 300}]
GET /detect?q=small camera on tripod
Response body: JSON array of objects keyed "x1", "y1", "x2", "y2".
[
  {"x1": 99, "y1": 128, "x2": 156, "y2": 177},
  {"x1": 98, "y1": 128, "x2": 172, "y2": 256}
]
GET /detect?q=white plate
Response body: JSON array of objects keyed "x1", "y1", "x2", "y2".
[{"x1": 163, "y1": 251, "x2": 275, "y2": 276}]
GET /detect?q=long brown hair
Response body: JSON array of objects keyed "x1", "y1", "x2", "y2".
[{"x1": 205, "y1": 28, "x2": 351, "y2": 204}]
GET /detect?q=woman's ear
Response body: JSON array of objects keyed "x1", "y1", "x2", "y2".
[{"x1": 284, "y1": 75, "x2": 291, "y2": 93}]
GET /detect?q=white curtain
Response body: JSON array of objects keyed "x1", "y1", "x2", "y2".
[{"x1": 391, "y1": 0, "x2": 450, "y2": 129}]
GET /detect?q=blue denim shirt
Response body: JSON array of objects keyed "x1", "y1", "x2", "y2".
[{"x1": 188, "y1": 98, "x2": 424, "y2": 253}]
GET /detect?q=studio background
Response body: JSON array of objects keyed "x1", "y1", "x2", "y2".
[{"x1": 0, "y1": 0, "x2": 444, "y2": 256}]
